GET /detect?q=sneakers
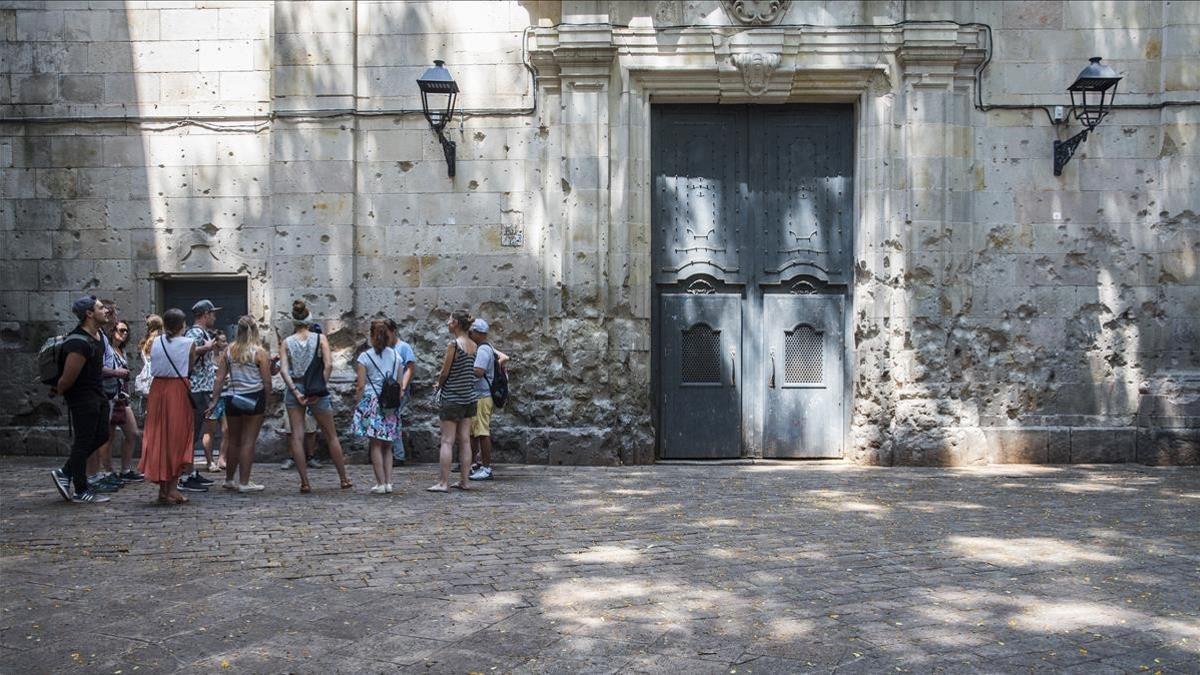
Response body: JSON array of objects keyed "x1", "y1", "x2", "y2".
[
  {"x1": 280, "y1": 458, "x2": 295, "y2": 470},
  {"x1": 178, "y1": 475, "x2": 209, "y2": 492},
  {"x1": 306, "y1": 457, "x2": 322, "y2": 469},
  {"x1": 72, "y1": 489, "x2": 110, "y2": 504},
  {"x1": 89, "y1": 475, "x2": 121, "y2": 493},
  {"x1": 385, "y1": 483, "x2": 393, "y2": 494},
  {"x1": 222, "y1": 480, "x2": 237, "y2": 490},
  {"x1": 52, "y1": 469, "x2": 72, "y2": 502},
  {"x1": 236, "y1": 482, "x2": 265, "y2": 493},
  {"x1": 369, "y1": 484, "x2": 387, "y2": 495},
  {"x1": 190, "y1": 471, "x2": 214, "y2": 486},
  {"x1": 119, "y1": 470, "x2": 145, "y2": 482},
  {"x1": 469, "y1": 466, "x2": 493, "y2": 481}
]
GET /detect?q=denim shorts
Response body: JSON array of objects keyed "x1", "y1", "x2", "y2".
[{"x1": 284, "y1": 385, "x2": 333, "y2": 411}]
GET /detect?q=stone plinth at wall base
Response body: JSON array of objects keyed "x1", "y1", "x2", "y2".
[
  {"x1": 1136, "y1": 371, "x2": 1200, "y2": 466},
  {"x1": 0, "y1": 426, "x2": 72, "y2": 456},
  {"x1": 402, "y1": 425, "x2": 623, "y2": 466},
  {"x1": 983, "y1": 427, "x2": 1139, "y2": 464}
]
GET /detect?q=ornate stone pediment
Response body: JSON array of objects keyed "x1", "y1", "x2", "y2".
[{"x1": 720, "y1": 0, "x2": 791, "y2": 25}]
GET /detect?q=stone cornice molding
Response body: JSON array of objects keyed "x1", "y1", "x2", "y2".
[
  {"x1": 530, "y1": 23, "x2": 981, "y2": 100},
  {"x1": 532, "y1": 25, "x2": 617, "y2": 90}
]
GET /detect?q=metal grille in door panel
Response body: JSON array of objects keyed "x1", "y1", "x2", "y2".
[
  {"x1": 784, "y1": 326, "x2": 823, "y2": 384},
  {"x1": 681, "y1": 325, "x2": 721, "y2": 384}
]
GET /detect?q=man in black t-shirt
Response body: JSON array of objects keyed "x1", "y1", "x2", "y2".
[{"x1": 51, "y1": 296, "x2": 114, "y2": 503}]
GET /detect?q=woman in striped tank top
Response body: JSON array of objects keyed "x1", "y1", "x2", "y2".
[{"x1": 428, "y1": 309, "x2": 478, "y2": 493}]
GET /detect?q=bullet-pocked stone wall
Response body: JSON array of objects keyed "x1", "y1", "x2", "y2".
[{"x1": 1, "y1": 0, "x2": 1197, "y2": 465}]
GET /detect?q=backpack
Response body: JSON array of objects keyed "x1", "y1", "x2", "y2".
[
  {"x1": 36, "y1": 333, "x2": 90, "y2": 386},
  {"x1": 482, "y1": 345, "x2": 510, "y2": 408},
  {"x1": 365, "y1": 350, "x2": 402, "y2": 410}
]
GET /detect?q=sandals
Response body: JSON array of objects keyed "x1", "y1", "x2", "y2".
[
  {"x1": 299, "y1": 483, "x2": 311, "y2": 494},
  {"x1": 340, "y1": 479, "x2": 353, "y2": 490},
  {"x1": 450, "y1": 482, "x2": 470, "y2": 491},
  {"x1": 426, "y1": 485, "x2": 449, "y2": 493}
]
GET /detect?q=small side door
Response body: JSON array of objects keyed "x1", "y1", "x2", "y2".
[
  {"x1": 659, "y1": 293, "x2": 742, "y2": 459},
  {"x1": 762, "y1": 294, "x2": 844, "y2": 458}
]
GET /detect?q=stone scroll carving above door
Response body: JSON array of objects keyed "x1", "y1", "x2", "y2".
[
  {"x1": 720, "y1": 0, "x2": 791, "y2": 25},
  {"x1": 729, "y1": 52, "x2": 781, "y2": 96}
]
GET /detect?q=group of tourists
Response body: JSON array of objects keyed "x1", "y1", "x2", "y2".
[{"x1": 49, "y1": 295, "x2": 507, "y2": 504}]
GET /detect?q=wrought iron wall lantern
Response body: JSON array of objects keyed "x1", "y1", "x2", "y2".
[
  {"x1": 417, "y1": 60, "x2": 459, "y2": 177},
  {"x1": 1053, "y1": 57, "x2": 1122, "y2": 176}
]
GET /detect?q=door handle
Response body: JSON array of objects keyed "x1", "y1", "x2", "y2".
[
  {"x1": 730, "y1": 347, "x2": 736, "y2": 387},
  {"x1": 769, "y1": 347, "x2": 776, "y2": 388}
]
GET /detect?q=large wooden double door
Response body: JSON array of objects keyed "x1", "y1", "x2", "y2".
[{"x1": 652, "y1": 104, "x2": 852, "y2": 459}]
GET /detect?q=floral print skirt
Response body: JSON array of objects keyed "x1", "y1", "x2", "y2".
[{"x1": 351, "y1": 390, "x2": 399, "y2": 441}]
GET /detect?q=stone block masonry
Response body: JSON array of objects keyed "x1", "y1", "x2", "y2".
[{"x1": 0, "y1": 0, "x2": 1197, "y2": 466}]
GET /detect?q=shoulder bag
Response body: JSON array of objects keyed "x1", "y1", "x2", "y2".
[{"x1": 299, "y1": 335, "x2": 329, "y2": 399}]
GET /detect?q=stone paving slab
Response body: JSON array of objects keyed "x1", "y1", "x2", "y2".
[{"x1": 1, "y1": 457, "x2": 1198, "y2": 673}]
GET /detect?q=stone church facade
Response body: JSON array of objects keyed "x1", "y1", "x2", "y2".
[{"x1": 1, "y1": 0, "x2": 1197, "y2": 465}]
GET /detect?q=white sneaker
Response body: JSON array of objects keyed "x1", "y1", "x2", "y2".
[
  {"x1": 385, "y1": 483, "x2": 393, "y2": 493},
  {"x1": 369, "y1": 484, "x2": 387, "y2": 494},
  {"x1": 469, "y1": 466, "x2": 493, "y2": 481},
  {"x1": 222, "y1": 480, "x2": 237, "y2": 490},
  {"x1": 237, "y1": 482, "x2": 265, "y2": 493}
]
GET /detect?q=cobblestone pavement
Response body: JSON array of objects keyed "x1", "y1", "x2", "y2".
[{"x1": 1, "y1": 457, "x2": 1198, "y2": 674}]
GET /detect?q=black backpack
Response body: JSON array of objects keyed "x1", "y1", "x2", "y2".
[
  {"x1": 366, "y1": 350, "x2": 402, "y2": 410},
  {"x1": 482, "y1": 345, "x2": 510, "y2": 408}
]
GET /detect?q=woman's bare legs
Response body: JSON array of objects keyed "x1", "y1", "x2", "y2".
[
  {"x1": 217, "y1": 419, "x2": 229, "y2": 469},
  {"x1": 311, "y1": 409, "x2": 350, "y2": 485},
  {"x1": 287, "y1": 406, "x2": 310, "y2": 488},
  {"x1": 120, "y1": 411, "x2": 141, "y2": 474},
  {"x1": 201, "y1": 418, "x2": 217, "y2": 469},
  {"x1": 237, "y1": 413, "x2": 265, "y2": 485},
  {"x1": 430, "y1": 419, "x2": 457, "y2": 491},
  {"x1": 225, "y1": 415, "x2": 243, "y2": 483},
  {"x1": 366, "y1": 438, "x2": 385, "y2": 487},
  {"x1": 453, "y1": 418, "x2": 472, "y2": 489}
]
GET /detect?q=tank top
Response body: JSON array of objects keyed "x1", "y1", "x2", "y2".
[
  {"x1": 225, "y1": 347, "x2": 264, "y2": 395},
  {"x1": 285, "y1": 332, "x2": 318, "y2": 378},
  {"x1": 441, "y1": 342, "x2": 477, "y2": 405},
  {"x1": 150, "y1": 335, "x2": 193, "y2": 378}
]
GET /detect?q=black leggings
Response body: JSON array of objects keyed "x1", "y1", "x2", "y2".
[{"x1": 63, "y1": 398, "x2": 110, "y2": 493}]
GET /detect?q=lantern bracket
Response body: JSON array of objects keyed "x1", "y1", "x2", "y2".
[
  {"x1": 1053, "y1": 128, "x2": 1088, "y2": 177},
  {"x1": 435, "y1": 129, "x2": 456, "y2": 177}
]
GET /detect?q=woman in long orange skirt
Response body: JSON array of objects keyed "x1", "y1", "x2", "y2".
[{"x1": 139, "y1": 308, "x2": 196, "y2": 504}]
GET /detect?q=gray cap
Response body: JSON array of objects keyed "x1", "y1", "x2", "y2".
[
  {"x1": 470, "y1": 318, "x2": 488, "y2": 334},
  {"x1": 192, "y1": 299, "x2": 221, "y2": 314}
]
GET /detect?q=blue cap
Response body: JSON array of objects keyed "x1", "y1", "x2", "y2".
[
  {"x1": 71, "y1": 295, "x2": 97, "y2": 320},
  {"x1": 311, "y1": 322, "x2": 323, "y2": 334},
  {"x1": 470, "y1": 318, "x2": 488, "y2": 334}
]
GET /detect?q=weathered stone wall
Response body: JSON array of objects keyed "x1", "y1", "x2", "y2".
[{"x1": 1, "y1": 0, "x2": 1196, "y2": 465}]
